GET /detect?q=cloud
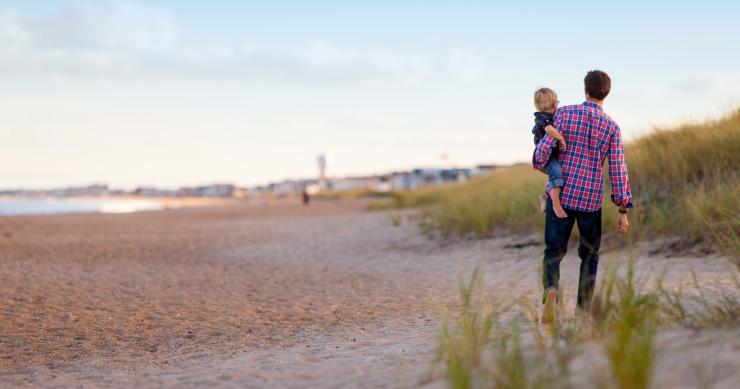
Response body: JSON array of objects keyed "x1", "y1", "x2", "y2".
[
  {"x1": 446, "y1": 49, "x2": 487, "y2": 82},
  {"x1": 675, "y1": 76, "x2": 719, "y2": 94},
  {"x1": 0, "y1": 1, "x2": 178, "y2": 77},
  {"x1": 29, "y1": 1, "x2": 178, "y2": 52},
  {"x1": 0, "y1": 10, "x2": 28, "y2": 49},
  {"x1": 0, "y1": 1, "x2": 484, "y2": 84}
]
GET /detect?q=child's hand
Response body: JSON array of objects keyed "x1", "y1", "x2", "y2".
[{"x1": 558, "y1": 140, "x2": 567, "y2": 151}]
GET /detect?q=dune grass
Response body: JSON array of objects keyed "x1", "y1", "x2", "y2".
[
  {"x1": 656, "y1": 271, "x2": 740, "y2": 329},
  {"x1": 590, "y1": 263, "x2": 658, "y2": 389},
  {"x1": 312, "y1": 188, "x2": 393, "y2": 201},
  {"x1": 436, "y1": 266, "x2": 500, "y2": 388},
  {"x1": 435, "y1": 263, "x2": 739, "y2": 389},
  {"x1": 374, "y1": 109, "x2": 740, "y2": 253},
  {"x1": 627, "y1": 109, "x2": 740, "y2": 252}
]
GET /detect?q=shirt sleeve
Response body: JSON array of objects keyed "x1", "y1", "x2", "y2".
[
  {"x1": 532, "y1": 114, "x2": 559, "y2": 171},
  {"x1": 607, "y1": 125, "x2": 634, "y2": 209}
]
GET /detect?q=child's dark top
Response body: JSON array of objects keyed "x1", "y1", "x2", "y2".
[{"x1": 532, "y1": 111, "x2": 559, "y2": 159}]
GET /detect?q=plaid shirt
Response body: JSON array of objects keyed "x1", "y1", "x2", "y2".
[{"x1": 533, "y1": 101, "x2": 633, "y2": 212}]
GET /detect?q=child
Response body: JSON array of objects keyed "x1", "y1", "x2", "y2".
[{"x1": 532, "y1": 88, "x2": 568, "y2": 218}]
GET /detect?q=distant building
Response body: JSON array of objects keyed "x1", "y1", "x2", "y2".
[
  {"x1": 194, "y1": 184, "x2": 236, "y2": 197},
  {"x1": 134, "y1": 187, "x2": 174, "y2": 197},
  {"x1": 383, "y1": 168, "x2": 473, "y2": 191},
  {"x1": 330, "y1": 176, "x2": 383, "y2": 192},
  {"x1": 254, "y1": 180, "x2": 318, "y2": 196},
  {"x1": 175, "y1": 184, "x2": 236, "y2": 197},
  {"x1": 471, "y1": 164, "x2": 499, "y2": 176},
  {"x1": 57, "y1": 184, "x2": 110, "y2": 197}
]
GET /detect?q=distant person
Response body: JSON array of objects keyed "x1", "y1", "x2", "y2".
[
  {"x1": 531, "y1": 88, "x2": 568, "y2": 218},
  {"x1": 302, "y1": 188, "x2": 310, "y2": 206},
  {"x1": 533, "y1": 70, "x2": 633, "y2": 324}
]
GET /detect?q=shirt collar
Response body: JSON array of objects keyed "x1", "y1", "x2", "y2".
[{"x1": 583, "y1": 101, "x2": 603, "y2": 111}]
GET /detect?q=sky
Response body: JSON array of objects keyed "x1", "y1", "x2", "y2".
[{"x1": 1, "y1": 0, "x2": 739, "y2": 189}]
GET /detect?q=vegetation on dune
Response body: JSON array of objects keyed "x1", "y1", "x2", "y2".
[
  {"x1": 373, "y1": 109, "x2": 740, "y2": 253},
  {"x1": 367, "y1": 184, "x2": 461, "y2": 210},
  {"x1": 312, "y1": 188, "x2": 394, "y2": 201},
  {"x1": 590, "y1": 263, "x2": 658, "y2": 389},
  {"x1": 437, "y1": 266, "x2": 500, "y2": 388},
  {"x1": 435, "y1": 263, "x2": 739, "y2": 389},
  {"x1": 626, "y1": 109, "x2": 740, "y2": 255}
]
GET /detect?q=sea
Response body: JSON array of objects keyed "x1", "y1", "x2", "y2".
[{"x1": 0, "y1": 198, "x2": 164, "y2": 216}]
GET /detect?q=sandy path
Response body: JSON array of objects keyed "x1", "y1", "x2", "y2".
[{"x1": 1, "y1": 199, "x2": 737, "y2": 387}]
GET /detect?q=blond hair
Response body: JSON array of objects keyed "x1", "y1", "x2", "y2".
[{"x1": 534, "y1": 87, "x2": 558, "y2": 112}]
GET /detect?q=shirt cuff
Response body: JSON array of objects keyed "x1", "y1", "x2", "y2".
[{"x1": 611, "y1": 195, "x2": 634, "y2": 210}]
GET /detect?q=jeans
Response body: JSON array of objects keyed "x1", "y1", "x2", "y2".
[
  {"x1": 542, "y1": 198, "x2": 602, "y2": 309},
  {"x1": 545, "y1": 157, "x2": 564, "y2": 189}
]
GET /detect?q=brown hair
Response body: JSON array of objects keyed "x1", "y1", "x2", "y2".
[
  {"x1": 584, "y1": 70, "x2": 611, "y2": 100},
  {"x1": 534, "y1": 88, "x2": 558, "y2": 112}
]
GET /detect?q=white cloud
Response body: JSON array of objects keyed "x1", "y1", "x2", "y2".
[
  {"x1": 0, "y1": 1, "x2": 484, "y2": 84},
  {"x1": 447, "y1": 49, "x2": 487, "y2": 82},
  {"x1": 0, "y1": 10, "x2": 28, "y2": 49},
  {"x1": 30, "y1": 1, "x2": 178, "y2": 52},
  {"x1": 674, "y1": 75, "x2": 740, "y2": 96}
]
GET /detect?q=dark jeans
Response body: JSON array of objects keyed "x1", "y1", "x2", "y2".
[{"x1": 542, "y1": 198, "x2": 602, "y2": 309}]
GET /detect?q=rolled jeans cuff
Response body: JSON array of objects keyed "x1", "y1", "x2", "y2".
[{"x1": 549, "y1": 177, "x2": 564, "y2": 188}]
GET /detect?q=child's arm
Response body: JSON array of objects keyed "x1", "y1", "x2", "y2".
[{"x1": 545, "y1": 125, "x2": 567, "y2": 151}]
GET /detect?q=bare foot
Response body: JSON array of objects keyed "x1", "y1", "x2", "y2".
[
  {"x1": 541, "y1": 288, "x2": 558, "y2": 324},
  {"x1": 552, "y1": 202, "x2": 568, "y2": 219},
  {"x1": 538, "y1": 194, "x2": 548, "y2": 213}
]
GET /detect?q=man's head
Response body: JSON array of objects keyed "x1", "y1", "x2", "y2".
[
  {"x1": 534, "y1": 87, "x2": 558, "y2": 114},
  {"x1": 584, "y1": 70, "x2": 611, "y2": 102}
]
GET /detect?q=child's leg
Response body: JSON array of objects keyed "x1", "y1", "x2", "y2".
[
  {"x1": 538, "y1": 192, "x2": 548, "y2": 213},
  {"x1": 550, "y1": 187, "x2": 567, "y2": 218},
  {"x1": 545, "y1": 159, "x2": 567, "y2": 218}
]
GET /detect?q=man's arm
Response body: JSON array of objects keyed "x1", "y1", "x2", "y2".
[
  {"x1": 608, "y1": 125, "x2": 633, "y2": 211},
  {"x1": 545, "y1": 125, "x2": 566, "y2": 151},
  {"x1": 533, "y1": 135, "x2": 558, "y2": 171}
]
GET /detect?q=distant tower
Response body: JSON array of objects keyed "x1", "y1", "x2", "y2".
[{"x1": 317, "y1": 154, "x2": 327, "y2": 188}]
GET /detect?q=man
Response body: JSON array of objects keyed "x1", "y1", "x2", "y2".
[{"x1": 533, "y1": 70, "x2": 633, "y2": 323}]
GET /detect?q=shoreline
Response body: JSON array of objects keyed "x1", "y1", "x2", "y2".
[{"x1": 0, "y1": 195, "x2": 242, "y2": 216}]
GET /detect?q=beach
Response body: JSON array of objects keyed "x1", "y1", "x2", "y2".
[{"x1": 1, "y1": 199, "x2": 738, "y2": 387}]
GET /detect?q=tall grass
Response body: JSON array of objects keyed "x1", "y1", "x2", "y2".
[
  {"x1": 432, "y1": 166, "x2": 544, "y2": 237},
  {"x1": 436, "y1": 262, "x2": 739, "y2": 389},
  {"x1": 436, "y1": 266, "x2": 572, "y2": 389},
  {"x1": 377, "y1": 109, "x2": 740, "y2": 251},
  {"x1": 657, "y1": 271, "x2": 740, "y2": 329},
  {"x1": 590, "y1": 263, "x2": 658, "y2": 389},
  {"x1": 436, "y1": 266, "x2": 500, "y2": 388},
  {"x1": 367, "y1": 183, "x2": 461, "y2": 210},
  {"x1": 627, "y1": 109, "x2": 740, "y2": 254}
]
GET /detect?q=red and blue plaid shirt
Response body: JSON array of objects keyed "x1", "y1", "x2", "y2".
[{"x1": 533, "y1": 101, "x2": 633, "y2": 212}]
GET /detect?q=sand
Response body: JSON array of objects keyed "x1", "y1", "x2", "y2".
[{"x1": 0, "y1": 198, "x2": 738, "y2": 387}]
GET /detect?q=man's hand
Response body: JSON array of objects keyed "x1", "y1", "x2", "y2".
[
  {"x1": 544, "y1": 125, "x2": 566, "y2": 152},
  {"x1": 617, "y1": 212, "x2": 629, "y2": 233},
  {"x1": 558, "y1": 140, "x2": 567, "y2": 151}
]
